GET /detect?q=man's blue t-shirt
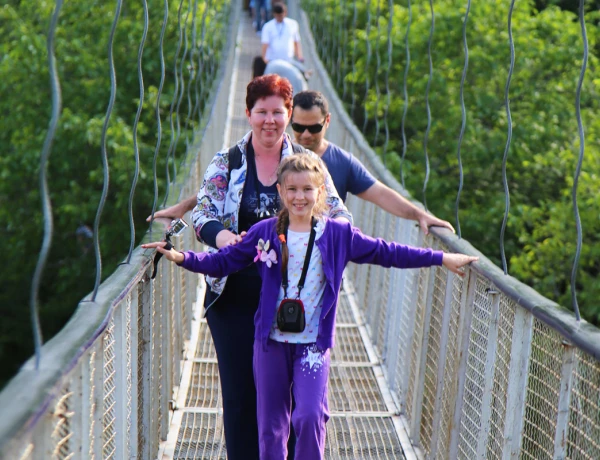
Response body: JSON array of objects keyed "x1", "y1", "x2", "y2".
[{"x1": 321, "y1": 143, "x2": 376, "y2": 202}]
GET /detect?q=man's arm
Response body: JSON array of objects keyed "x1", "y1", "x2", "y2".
[
  {"x1": 294, "y1": 41, "x2": 304, "y2": 62},
  {"x1": 261, "y1": 43, "x2": 269, "y2": 63},
  {"x1": 357, "y1": 181, "x2": 455, "y2": 234},
  {"x1": 146, "y1": 195, "x2": 196, "y2": 221}
]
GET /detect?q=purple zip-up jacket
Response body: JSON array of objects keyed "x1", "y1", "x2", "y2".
[{"x1": 180, "y1": 217, "x2": 443, "y2": 351}]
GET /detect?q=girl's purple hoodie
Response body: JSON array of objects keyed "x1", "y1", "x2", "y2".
[{"x1": 180, "y1": 217, "x2": 443, "y2": 351}]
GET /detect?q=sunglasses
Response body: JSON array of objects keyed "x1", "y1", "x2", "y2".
[{"x1": 291, "y1": 119, "x2": 326, "y2": 134}]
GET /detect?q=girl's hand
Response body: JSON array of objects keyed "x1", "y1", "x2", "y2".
[
  {"x1": 442, "y1": 253, "x2": 479, "y2": 277},
  {"x1": 141, "y1": 241, "x2": 184, "y2": 264}
]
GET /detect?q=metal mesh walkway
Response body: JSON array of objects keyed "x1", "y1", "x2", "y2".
[{"x1": 159, "y1": 13, "x2": 408, "y2": 459}]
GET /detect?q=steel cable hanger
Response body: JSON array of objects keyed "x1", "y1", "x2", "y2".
[
  {"x1": 571, "y1": 0, "x2": 588, "y2": 322},
  {"x1": 372, "y1": 0, "x2": 383, "y2": 149},
  {"x1": 149, "y1": 0, "x2": 169, "y2": 234},
  {"x1": 126, "y1": 0, "x2": 149, "y2": 264},
  {"x1": 454, "y1": 0, "x2": 471, "y2": 240},
  {"x1": 91, "y1": 0, "x2": 123, "y2": 301},
  {"x1": 30, "y1": 0, "x2": 64, "y2": 369},
  {"x1": 499, "y1": 0, "x2": 515, "y2": 276},
  {"x1": 400, "y1": 0, "x2": 412, "y2": 189},
  {"x1": 163, "y1": 0, "x2": 191, "y2": 208},
  {"x1": 421, "y1": 0, "x2": 434, "y2": 212},
  {"x1": 382, "y1": 0, "x2": 394, "y2": 164}
]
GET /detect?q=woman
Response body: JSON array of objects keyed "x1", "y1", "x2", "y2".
[{"x1": 188, "y1": 75, "x2": 350, "y2": 459}]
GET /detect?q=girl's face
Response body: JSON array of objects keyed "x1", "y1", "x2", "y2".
[
  {"x1": 277, "y1": 171, "x2": 324, "y2": 223},
  {"x1": 246, "y1": 96, "x2": 292, "y2": 149}
]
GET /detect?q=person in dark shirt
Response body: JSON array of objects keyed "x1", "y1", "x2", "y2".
[{"x1": 291, "y1": 90, "x2": 454, "y2": 234}]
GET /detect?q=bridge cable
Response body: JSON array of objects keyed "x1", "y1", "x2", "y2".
[
  {"x1": 162, "y1": 0, "x2": 189, "y2": 207},
  {"x1": 382, "y1": 0, "x2": 393, "y2": 163},
  {"x1": 149, "y1": 0, "x2": 169, "y2": 233},
  {"x1": 454, "y1": 0, "x2": 471, "y2": 240},
  {"x1": 126, "y1": 0, "x2": 149, "y2": 264},
  {"x1": 92, "y1": 0, "x2": 123, "y2": 301},
  {"x1": 362, "y1": 0, "x2": 373, "y2": 134},
  {"x1": 571, "y1": 0, "x2": 588, "y2": 321},
  {"x1": 184, "y1": 0, "x2": 200, "y2": 154},
  {"x1": 349, "y1": 0, "x2": 359, "y2": 117},
  {"x1": 372, "y1": 0, "x2": 382, "y2": 149},
  {"x1": 499, "y1": 0, "x2": 516, "y2": 276},
  {"x1": 30, "y1": 0, "x2": 64, "y2": 369},
  {"x1": 192, "y1": 0, "x2": 211, "y2": 126},
  {"x1": 421, "y1": 0, "x2": 435, "y2": 211},
  {"x1": 400, "y1": 0, "x2": 412, "y2": 189}
]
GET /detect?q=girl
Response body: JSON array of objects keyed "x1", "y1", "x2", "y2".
[{"x1": 142, "y1": 154, "x2": 478, "y2": 459}]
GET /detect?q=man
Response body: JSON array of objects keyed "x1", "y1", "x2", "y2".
[
  {"x1": 148, "y1": 89, "x2": 453, "y2": 236},
  {"x1": 260, "y1": 2, "x2": 304, "y2": 68},
  {"x1": 291, "y1": 90, "x2": 454, "y2": 234}
]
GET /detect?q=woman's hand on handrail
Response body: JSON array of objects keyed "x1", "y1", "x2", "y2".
[{"x1": 142, "y1": 241, "x2": 185, "y2": 264}]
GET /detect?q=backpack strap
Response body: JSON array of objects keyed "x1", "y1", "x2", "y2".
[
  {"x1": 227, "y1": 145, "x2": 243, "y2": 181},
  {"x1": 227, "y1": 141, "x2": 305, "y2": 181}
]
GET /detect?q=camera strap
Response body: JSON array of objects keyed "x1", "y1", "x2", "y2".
[
  {"x1": 282, "y1": 217, "x2": 317, "y2": 299},
  {"x1": 151, "y1": 240, "x2": 173, "y2": 280}
]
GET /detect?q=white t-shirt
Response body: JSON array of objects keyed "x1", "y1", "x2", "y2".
[
  {"x1": 261, "y1": 17, "x2": 301, "y2": 63},
  {"x1": 270, "y1": 220, "x2": 326, "y2": 344}
]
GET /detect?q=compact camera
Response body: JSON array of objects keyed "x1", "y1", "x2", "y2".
[
  {"x1": 150, "y1": 218, "x2": 188, "y2": 279},
  {"x1": 166, "y1": 218, "x2": 188, "y2": 239},
  {"x1": 277, "y1": 298, "x2": 306, "y2": 333}
]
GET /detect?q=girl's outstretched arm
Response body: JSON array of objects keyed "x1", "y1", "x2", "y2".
[
  {"x1": 142, "y1": 241, "x2": 184, "y2": 264},
  {"x1": 442, "y1": 253, "x2": 479, "y2": 276}
]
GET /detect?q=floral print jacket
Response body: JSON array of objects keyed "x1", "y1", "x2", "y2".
[{"x1": 190, "y1": 131, "x2": 352, "y2": 305}]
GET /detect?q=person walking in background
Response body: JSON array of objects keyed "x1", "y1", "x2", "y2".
[
  {"x1": 291, "y1": 90, "x2": 455, "y2": 234},
  {"x1": 142, "y1": 154, "x2": 477, "y2": 459},
  {"x1": 261, "y1": 2, "x2": 304, "y2": 69}
]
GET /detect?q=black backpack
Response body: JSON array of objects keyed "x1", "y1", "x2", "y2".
[{"x1": 227, "y1": 142, "x2": 307, "y2": 180}]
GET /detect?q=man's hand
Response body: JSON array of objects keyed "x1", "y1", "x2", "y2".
[
  {"x1": 146, "y1": 196, "x2": 197, "y2": 222},
  {"x1": 419, "y1": 213, "x2": 455, "y2": 235},
  {"x1": 442, "y1": 253, "x2": 478, "y2": 277},
  {"x1": 142, "y1": 241, "x2": 184, "y2": 264}
]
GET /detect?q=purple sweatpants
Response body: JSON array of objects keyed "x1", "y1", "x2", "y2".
[{"x1": 253, "y1": 340, "x2": 331, "y2": 460}]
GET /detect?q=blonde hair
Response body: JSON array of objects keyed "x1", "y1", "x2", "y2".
[{"x1": 276, "y1": 153, "x2": 328, "y2": 275}]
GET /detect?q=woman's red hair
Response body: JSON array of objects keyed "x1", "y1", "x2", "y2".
[{"x1": 246, "y1": 74, "x2": 293, "y2": 112}]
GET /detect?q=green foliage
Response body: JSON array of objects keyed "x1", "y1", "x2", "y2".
[
  {"x1": 0, "y1": 0, "x2": 230, "y2": 388},
  {"x1": 302, "y1": 0, "x2": 600, "y2": 323}
]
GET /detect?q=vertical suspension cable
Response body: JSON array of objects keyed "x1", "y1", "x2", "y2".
[
  {"x1": 382, "y1": 0, "x2": 393, "y2": 163},
  {"x1": 149, "y1": 0, "x2": 169, "y2": 231},
  {"x1": 400, "y1": 0, "x2": 412, "y2": 189},
  {"x1": 421, "y1": 0, "x2": 435, "y2": 211},
  {"x1": 349, "y1": 0, "x2": 358, "y2": 116},
  {"x1": 335, "y1": 0, "x2": 344, "y2": 90},
  {"x1": 372, "y1": 0, "x2": 382, "y2": 148},
  {"x1": 362, "y1": 0, "x2": 373, "y2": 133},
  {"x1": 92, "y1": 0, "x2": 123, "y2": 301},
  {"x1": 340, "y1": 0, "x2": 349, "y2": 99},
  {"x1": 183, "y1": 0, "x2": 199, "y2": 154},
  {"x1": 499, "y1": 0, "x2": 516, "y2": 276},
  {"x1": 126, "y1": 0, "x2": 149, "y2": 264},
  {"x1": 454, "y1": 0, "x2": 471, "y2": 239},
  {"x1": 163, "y1": 0, "x2": 188, "y2": 207},
  {"x1": 30, "y1": 0, "x2": 64, "y2": 369},
  {"x1": 192, "y1": 0, "x2": 211, "y2": 125},
  {"x1": 571, "y1": 0, "x2": 588, "y2": 321}
]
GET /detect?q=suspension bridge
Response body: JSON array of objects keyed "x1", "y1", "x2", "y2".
[{"x1": 1, "y1": 0, "x2": 599, "y2": 459}]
